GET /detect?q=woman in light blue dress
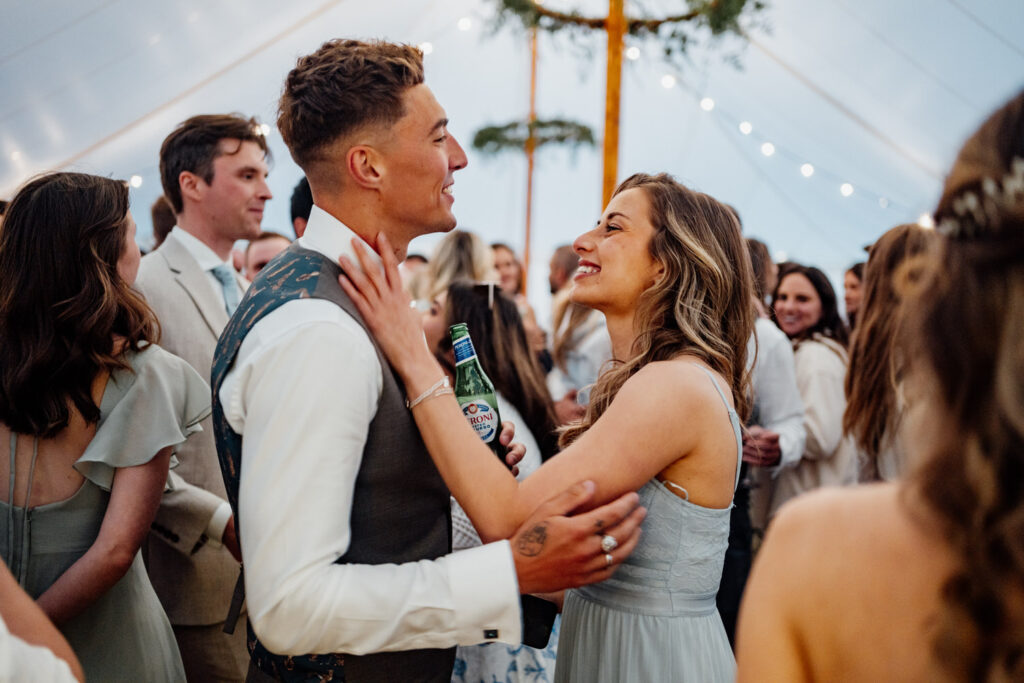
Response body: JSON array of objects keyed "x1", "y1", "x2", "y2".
[
  {"x1": 341, "y1": 173, "x2": 754, "y2": 682},
  {"x1": 0, "y1": 173, "x2": 208, "y2": 682}
]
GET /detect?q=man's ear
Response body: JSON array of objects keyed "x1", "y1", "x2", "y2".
[
  {"x1": 347, "y1": 145, "x2": 383, "y2": 190},
  {"x1": 178, "y1": 171, "x2": 203, "y2": 204}
]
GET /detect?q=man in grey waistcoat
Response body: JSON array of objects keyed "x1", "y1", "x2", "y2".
[{"x1": 210, "y1": 39, "x2": 644, "y2": 682}]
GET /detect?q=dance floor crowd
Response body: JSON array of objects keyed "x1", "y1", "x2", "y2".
[{"x1": 0, "y1": 37, "x2": 1021, "y2": 683}]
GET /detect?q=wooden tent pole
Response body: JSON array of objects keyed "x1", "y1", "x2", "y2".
[
  {"x1": 523, "y1": 27, "x2": 538, "y2": 295},
  {"x1": 601, "y1": 0, "x2": 625, "y2": 208}
]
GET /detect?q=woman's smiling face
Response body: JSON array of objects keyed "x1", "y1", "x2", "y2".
[
  {"x1": 569, "y1": 187, "x2": 662, "y2": 316},
  {"x1": 774, "y1": 272, "x2": 823, "y2": 338}
]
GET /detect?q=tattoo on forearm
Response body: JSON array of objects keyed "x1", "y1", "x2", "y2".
[{"x1": 516, "y1": 523, "x2": 548, "y2": 557}]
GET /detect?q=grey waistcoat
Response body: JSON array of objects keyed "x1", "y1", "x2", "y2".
[{"x1": 212, "y1": 244, "x2": 454, "y2": 682}]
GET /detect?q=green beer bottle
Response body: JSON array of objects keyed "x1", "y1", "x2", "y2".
[{"x1": 450, "y1": 323, "x2": 505, "y2": 461}]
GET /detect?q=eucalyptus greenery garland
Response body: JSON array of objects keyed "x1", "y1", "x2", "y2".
[
  {"x1": 472, "y1": 119, "x2": 596, "y2": 155},
  {"x1": 473, "y1": 0, "x2": 767, "y2": 156},
  {"x1": 488, "y1": 0, "x2": 766, "y2": 60}
]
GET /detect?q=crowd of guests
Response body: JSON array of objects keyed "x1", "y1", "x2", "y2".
[{"x1": 0, "y1": 36, "x2": 1022, "y2": 683}]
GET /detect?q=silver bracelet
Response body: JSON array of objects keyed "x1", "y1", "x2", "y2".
[{"x1": 406, "y1": 376, "x2": 450, "y2": 409}]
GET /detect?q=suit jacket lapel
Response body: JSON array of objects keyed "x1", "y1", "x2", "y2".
[{"x1": 158, "y1": 233, "x2": 229, "y2": 336}]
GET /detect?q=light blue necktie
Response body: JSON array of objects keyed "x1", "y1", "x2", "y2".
[{"x1": 210, "y1": 264, "x2": 241, "y2": 316}]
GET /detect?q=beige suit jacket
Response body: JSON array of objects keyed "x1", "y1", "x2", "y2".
[{"x1": 136, "y1": 231, "x2": 245, "y2": 626}]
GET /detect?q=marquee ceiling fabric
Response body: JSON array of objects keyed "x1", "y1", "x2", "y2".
[{"x1": 2, "y1": 0, "x2": 1022, "y2": 303}]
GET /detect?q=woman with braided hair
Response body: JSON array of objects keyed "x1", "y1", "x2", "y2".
[{"x1": 736, "y1": 91, "x2": 1024, "y2": 681}]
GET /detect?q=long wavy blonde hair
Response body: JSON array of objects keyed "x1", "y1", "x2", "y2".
[
  {"x1": 423, "y1": 230, "x2": 494, "y2": 300},
  {"x1": 843, "y1": 223, "x2": 936, "y2": 465},
  {"x1": 560, "y1": 173, "x2": 755, "y2": 447}
]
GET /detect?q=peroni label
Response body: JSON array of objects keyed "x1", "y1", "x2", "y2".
[
  {"x1": 460, "y1": 399, "x2": 498, "y2": 443},
  {"x1": 453, "y1": 336, "x2": 476, "y2": 365}
]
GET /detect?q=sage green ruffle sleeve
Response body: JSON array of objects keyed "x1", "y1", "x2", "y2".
[{"x1": 74, "y1": 344, "x2": 212, "y2": 491}]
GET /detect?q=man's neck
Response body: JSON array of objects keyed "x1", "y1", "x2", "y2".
[
  {"x1": 175, "y1": 213, "x2": 233, "y2": 261},
  {"x1": 315, "y1": 195, "x2": 409, "y2": 261}
]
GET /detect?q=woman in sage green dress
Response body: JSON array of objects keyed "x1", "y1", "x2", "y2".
[
  {"x1": 339, "y1": 172, "x2": 754, "y2": 682},
  {"x1": 0, "y1": 173, "x2": 209, "y2": 682}
]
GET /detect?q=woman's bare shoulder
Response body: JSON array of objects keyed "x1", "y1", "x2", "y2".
[
  {"x1": 627, "y1": 357, "x2": 730, "y2": 407},
  {"x1": 769, "y1": 484, "x2": 905, "y2": 551},
  {"x1": 761, "y1": 482, "x2": 951, "y2": 613}
]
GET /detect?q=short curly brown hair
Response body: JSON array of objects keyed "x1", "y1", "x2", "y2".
[{"x1": 277, "y1": 39, "x2": 424, "y2": 171}]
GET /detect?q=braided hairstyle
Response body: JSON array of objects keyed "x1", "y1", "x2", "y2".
[{"x1": 902, "y1": 89, "x2": 1024, "y2": 681}]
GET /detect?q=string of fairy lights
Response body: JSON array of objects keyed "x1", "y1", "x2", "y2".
[
  {"x1": 430, "y1": 12, "x2": 938, "y2": 236},
  {"x1": 106, "y1": 7, "x2": 936, "y2": 242},
  {"x1": 654, "y1": 61, "x2": 939, "y2": 242},
  {"x1": 639, "y1": 50, "x2": 937, "y2": 231}
]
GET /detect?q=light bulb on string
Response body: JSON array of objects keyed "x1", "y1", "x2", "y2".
[
  {"x1": 800, "y1": 163, "x2": 814, "y2": 177},
  {"x1": 760, "y1": 142, "x2": 775, "y2": 157},
  {"x1": 840, "y1": 183, "x2": 854, "y2": 197},
  {"x1": 738, "y1": 121, "x2": 752, "y2": 135}
]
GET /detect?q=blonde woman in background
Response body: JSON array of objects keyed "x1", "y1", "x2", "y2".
[
  {"x1": 492, "y1": 242, "x2": 547, "y2": 358},
  {"x1": 422, "y1": 229, "x2": 495, "y2": 299},
  {"x1": 843, "y1": 224, "x2": 936, "y2": 482}
]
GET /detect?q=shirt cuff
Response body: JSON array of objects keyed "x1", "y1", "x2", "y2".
[
  {"x1": 204, "y1": 501, "x2": 233, "y2": 546},
  {"x1": 448, "y1": 541, "x2": 521, "y2": 645}
]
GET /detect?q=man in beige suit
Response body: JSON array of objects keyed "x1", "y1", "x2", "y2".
[{"x1": 136, "y1": 114, "x2": 272, "y2": 682}]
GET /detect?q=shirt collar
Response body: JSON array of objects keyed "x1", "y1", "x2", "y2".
[
  {"x1": 296, "y1": 205, "x2": 382, "y2": 273},
  {"x1": 170, "y1": 226, "x2": 233, "y2": 272}
]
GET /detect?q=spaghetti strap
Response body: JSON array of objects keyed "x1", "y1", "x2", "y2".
[
  {"x1": 25, "y1": 437, "x2": 39, "y2": 508},
  {"x1": 696, "y1": 366, "x2": 744, "y2": 491},
  {"x1": 6, "y1": 433, "x2": 14, "y2": 504},
  {"x1": 5, "y1": 433, "x2": 40, "y2": 586},
  {"x1": 698, "y1": 366, "x2": 734, "y2": 412},
  {"x1": 6, "y1": 434, "x2": 14, "y2": 577}
]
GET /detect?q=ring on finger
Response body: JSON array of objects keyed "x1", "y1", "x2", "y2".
[
  {"x1": 604, "y1": 553, "x2": 614, "y2": 567},
  {"x1": 600, "y1": 534, "x2": 619, "y2": 553}
]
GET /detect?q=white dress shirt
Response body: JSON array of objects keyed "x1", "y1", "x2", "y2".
[
  {"x1": 168, "y1": 226, "x2": 243, "y2": 306},
  {"x1": 748, "y1": 318, "x2": 807, "y2": 474},
  {"x1": 218, "y1": 206, "x2": 520, "y2": 656},
  {"x1": 0, "y1": 613, "x2": 78, "y2": 683}
]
